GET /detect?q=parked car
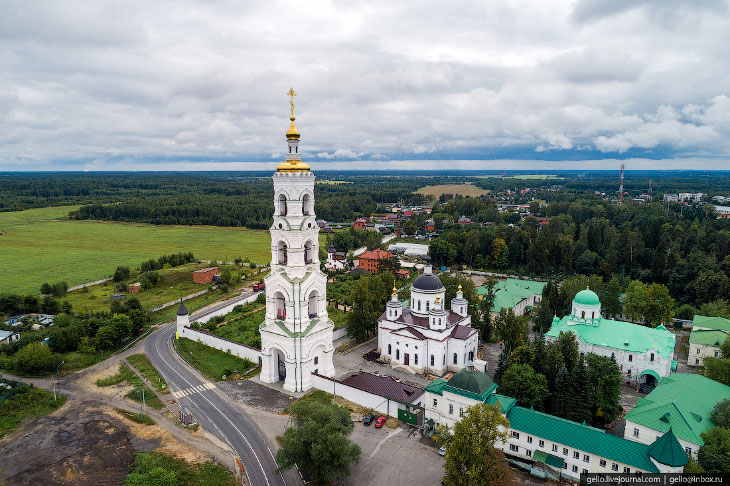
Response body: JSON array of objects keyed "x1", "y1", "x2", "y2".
[
  {"x1": 363, "y1": 414, "x2": 376, "y2": 426},
  {"x1": 438, "y1": 447, "x2": 447, "y2": 456},
  {"x1": 374, "y1": 416, "x2": 386, "y2": 428}
]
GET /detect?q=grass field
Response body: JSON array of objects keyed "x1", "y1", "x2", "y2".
[
  {"x1": 208, "y1": 305, "x2": 264, "y2": 348},
  {"x1": 0, "y1": 206, "x2": 271, "y2": 294},
  {"x1": 0, "y1": 385, "x2": 66, "y2": 438},
  {"x1": 416, "y1": 183, "x2": 491, "y2": 198},
  {"x1": 175, "y1": 337, "x2": 256, "y2": 381},
  {"x1": 125, "y1": 451, "x2": 237, "y2": 486}
]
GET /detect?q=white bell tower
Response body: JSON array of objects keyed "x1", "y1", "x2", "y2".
[{"x1": 259, "y1": 89, "x2": 336, "y2": 392}]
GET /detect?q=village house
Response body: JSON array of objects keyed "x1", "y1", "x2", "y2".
[
  {"x1": 192, "y1": 267, "x2": 219, "y2": 284},
  {"x1": 0, "y1": 330, "x2": 21, "y2": 346},
  {"x1": 356, "y1": 248, "x2": 393, "y2": 274}
]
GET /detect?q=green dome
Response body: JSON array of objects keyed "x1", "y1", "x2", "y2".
[
  {"x1": 574, "y1": 289, "x2": 600, "y2": 306},
  {"x1": 447, "y1": 369, "x2": 494, "y2": 396}
]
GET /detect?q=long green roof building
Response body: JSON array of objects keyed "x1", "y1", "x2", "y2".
[
  {"x1": 424, "y1": 365, "x2": 687, "y2": 481},
  {"x1": 545, "y1": 288, "x2": 676, "y2": 386}
]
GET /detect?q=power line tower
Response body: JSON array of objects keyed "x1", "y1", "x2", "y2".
[{"x1": 619, "y1": 163, "x2": 625, "y2": 201}]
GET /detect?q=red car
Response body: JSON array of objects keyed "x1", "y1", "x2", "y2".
[{"x1": 374, "y1": 416, "x2": 386, "y2": 428}]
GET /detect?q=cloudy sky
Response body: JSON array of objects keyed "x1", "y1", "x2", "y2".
[{"x1": 1, "y1": 0, "x2": 729, "y2": 171}]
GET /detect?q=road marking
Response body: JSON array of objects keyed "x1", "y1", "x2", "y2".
[
  {"x1": 368, "y1": 427, "x2": 403, "y2": 459},
  {"x1": 172, "y1": 382, "x2": 216, "y2": 398},
  {"x1": 153, "y1": 329, "x2": 274, "y2": 486}
]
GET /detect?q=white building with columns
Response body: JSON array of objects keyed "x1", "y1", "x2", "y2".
[
  {"x1": 258, "y1": 93, "x2": 335, "y2": 392},
  {"x1": 377, "y1": 261, "x2": 478, "y2": 375}
]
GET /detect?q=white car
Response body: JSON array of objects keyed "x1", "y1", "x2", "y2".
[{"x1": 438, "y1": 447, "x2": 447, "y2": 456}]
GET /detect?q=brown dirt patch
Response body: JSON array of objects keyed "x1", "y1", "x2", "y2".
[{"x1": 0, "y1": 400, "x2": 208, "y2": 486}]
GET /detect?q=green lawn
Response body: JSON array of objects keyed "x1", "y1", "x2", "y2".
[
  {"x1": 127, "y1": 353, "x2": 170, "y2": 394},
  {"x1": 175, "y1": 337, "x2": 256, "y2": 381},
  {"x1": 327, "y1": 305, "x2": 348, "y2": 329},
  {"x1": 0, "y1": 206, "x2": 271, "y2": 294},
  {"x1": 0, "y1": 385, "x2": 66, "y2": 439},
  {"x1": 208, "y1": 308, "x2": 264, "y2": 348}
]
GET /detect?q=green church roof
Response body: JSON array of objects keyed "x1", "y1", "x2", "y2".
[
  {"x1": 506, "y1": 406, "x2": 660, "y2": 473},
  {"x1": 477, "y1": 278, "x2": 546, "y2": 313},
  {"x1": 689, "y1": 329, "x2": 729, "y2": 346},
  {"x1": 648, "y1": 428, "x2": 688, "y2": 467},
  {"x1": 574, "y1": 288, "x2": 600, "y2": 306},
  {"x1": 692, "y1": 315, "x2": 730, "y2": 332},
  {"x1": 624, "y1": 373, "x2": 730, "y2": 446},
  {"x1": 546, "y1": 315, "x2": 675, "y2": 359}
]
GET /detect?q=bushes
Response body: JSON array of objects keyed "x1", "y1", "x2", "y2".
[
  {"x1": 123, "y1": 451, "x2": 236, "y2": 486},
  {"x1": 139, "y1": 252, "x2": 195, "y2": 272},
  {"x1": 14, "y1": 342, "x2": 61, "y2": 375}
]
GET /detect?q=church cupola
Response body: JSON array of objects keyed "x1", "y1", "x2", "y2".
[
  {"x1": 386, "y1": 285, "x2": 403, "y2": 321},
  {"x1": 451, "y1": 284, "x2": 468, "y2": 317},
  {"x1": 277, "y1": 88, "x2": 310, "y2": 173},
  {"x1": 429, "y1": 294, "x2": 447, "y2": 331},
  {"x1": 570, "y1": 285, "x2": 601, "y2": 324},
  {"x1": 410, "y1": 256, "x2": 446, "y2": 317}
]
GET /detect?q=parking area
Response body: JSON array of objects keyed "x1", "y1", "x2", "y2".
[{"x1": 338, "y1": 423, "x2": 445, "y2": 486}]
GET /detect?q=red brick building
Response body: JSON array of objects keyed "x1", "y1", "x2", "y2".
[
  {"x1": 357, "y1": 249, "x2": 393, "y2": 274},
  {"x1": 128, "y1": 282, "x2": 141, "y2": 293},
  {"x1": 353, "y1": 218, "x2": 368, "y2": 230},
  {"x1": 193, "y1": 267, "x2": 219, "y2": 284}
]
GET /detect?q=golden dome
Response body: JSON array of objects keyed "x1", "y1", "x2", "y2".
[
  {"x1": 277, "y1": 159, "x2": 310, "y2": 172},
  {"x1": 286, "y1": 116, "x2": 300, "y2": 139},
  {"x1": 392, "y1": 285, "x2": 398, "y2": 296}
]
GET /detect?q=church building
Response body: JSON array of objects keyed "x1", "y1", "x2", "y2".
[
  {"x1": 546, "y1": 288, "x2": 676, "y2": 388},
  {"x1": 258, "y1": 90, "x2": 336, "y2": 392},
  {"x1": 377, "y1": 260, "x2": 478, "y2": 375}
]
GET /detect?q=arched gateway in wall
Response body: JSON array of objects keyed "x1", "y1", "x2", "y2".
[{"x1": 258, "y1": 90, "x2": 336, "y2": 392}]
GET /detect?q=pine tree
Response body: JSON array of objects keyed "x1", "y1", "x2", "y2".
[
  {"x1": 531, "y1": 335, "x2": 547, "y2": 376},
  {"x1": 494, "y1": 349, "x2": 510, "y2": 385},
  {"x1": 566, "y1": 355, "x2": 592, "y2": 424},
  {"x1": 551, "y1": 365, "x2": 571, "y2": 418}
]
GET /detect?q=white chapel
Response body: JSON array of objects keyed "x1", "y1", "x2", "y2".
[
  {"x1": 377, "y1": 260, "x2": 479, "y2": 375},
  {"x1": 259, "y1": 90, "x2": 336, "y2": 392}
]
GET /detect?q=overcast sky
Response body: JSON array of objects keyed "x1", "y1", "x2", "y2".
[{"x1": 1, "y1": 0, "x2": 729, "y2": 171}]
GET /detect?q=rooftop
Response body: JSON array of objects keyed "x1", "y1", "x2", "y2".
[
  {"x1": 506, "y1": 406, "x2": 660, "y2": 472},
  {"x1": 624, "y1": 373, "x2": 730, "y2": 446},
  {"x1": 358, "y1": 249, "x2": 392, "y2": 261},
  {"x1": 340, "y1": 372, "x2": 424, "y2": 404},
  {"x1": 477, "y1": 278, "x2": 546, "y2": 312},
  {"x1": 546, "y1": 315, "x2": 675, "y2": 359},
  {"x1": 692, "y1": 315, "x2": 730, "y2": 332}
]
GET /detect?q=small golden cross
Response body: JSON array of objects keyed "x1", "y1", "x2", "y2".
[{"x1": 287, "y1": 88, "x2": 297, "y2": 117}]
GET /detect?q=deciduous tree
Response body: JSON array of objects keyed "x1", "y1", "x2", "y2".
[
  {"x1": 498, "y1": 364, "x2": 549, "y2": 410},
  {"x1": 434, "y1": 403, "x2": 510, "y2": 486}
]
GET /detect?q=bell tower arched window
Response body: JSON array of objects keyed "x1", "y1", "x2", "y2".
[{"x1": 278, "y1": 194, "x2": 287, "y2": 216}]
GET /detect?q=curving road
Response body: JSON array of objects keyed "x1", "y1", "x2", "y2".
[{"x1": 144, "y1": 322, "x2": 288, "y2": 486}]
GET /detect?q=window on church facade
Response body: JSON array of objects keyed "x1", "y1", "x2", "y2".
[
  {"x1": 314, "y1": 357, "x2": 318, "y2": 365},
  {"x1": 449, "y1": 404, "x2": 453, "y2": 414},
  {"x1": 396, "y1": 349, "x2": 400, "y2": 360},
  {"x1": 418, "y1": 301, "x2": 421, "y2": 311},
  {"x1": 431, "y1": 355, "x2": 434, "y2": 366},
  {"x1": 426, "y1": 301, "x2": 430, "y2": 312},
  {"x1": 650, "y1": 353, "x2": 654, "y2": 361},
  {"x1": 415, "y1": 355, "x2": 418, "y2": 365},
  {"x1": 388, "y1": 344, "x2": 391, "y2": 355},
  {"x1": 629, "y1": 354, "x2": 633, "y2": 362},
  {"x1": 453, "y1": 353, "x2": 457, "y2": 365}
]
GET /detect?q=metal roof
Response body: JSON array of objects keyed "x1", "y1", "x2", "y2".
[{"x1": 624, "y1": 373, "x2": 730, "y2": 446}]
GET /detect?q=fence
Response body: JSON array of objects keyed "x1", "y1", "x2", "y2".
[
  {"x1": 178, "y1": 326, "x2": 261, "y2": 364},
  {"x1": 310, "y1": 373, "x2": 418, "y2": 417}
]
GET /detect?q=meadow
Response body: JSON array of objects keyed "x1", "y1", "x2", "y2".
[
  {"x1": 0, "y1": 206, "x2": 272, "y2": 294},
  {"x1": 416, "y1": 183, "x2": 491, "y2": 198}
]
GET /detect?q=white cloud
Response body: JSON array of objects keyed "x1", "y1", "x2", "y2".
[{"x1": 0, "y1": 0, "x2": 729, "y2": 169}]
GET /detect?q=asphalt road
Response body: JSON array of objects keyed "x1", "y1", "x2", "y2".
[{"x1": 144, "y1": 322, "x2": 290, "y2": 486}]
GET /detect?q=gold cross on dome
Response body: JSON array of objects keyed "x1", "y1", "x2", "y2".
[{"x1": 287, "y1": 88, "x2": 297, "y2": 117}]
